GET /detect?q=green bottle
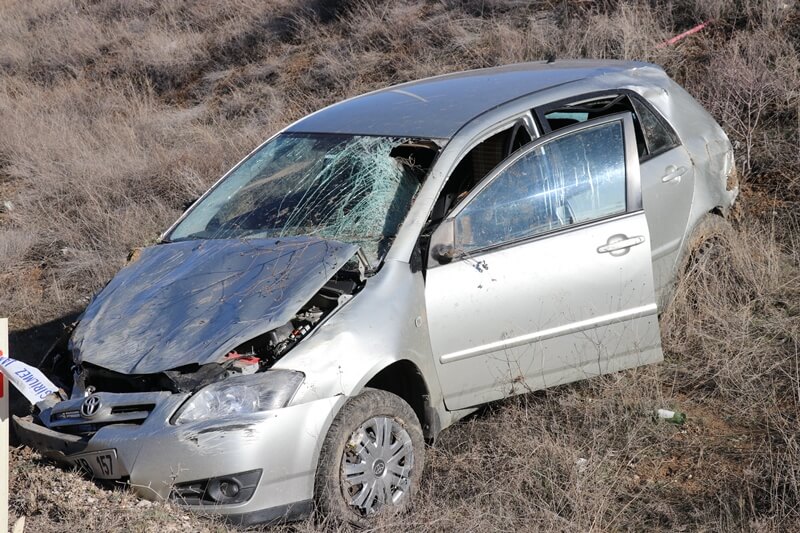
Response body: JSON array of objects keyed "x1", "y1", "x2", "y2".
[{"x1": 657, "y1": 408, "x2": 686, "y2": 425}]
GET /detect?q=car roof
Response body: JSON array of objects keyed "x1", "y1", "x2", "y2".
[{"x1": 286, "y1": 60, "x2": 654, "y2": 139}]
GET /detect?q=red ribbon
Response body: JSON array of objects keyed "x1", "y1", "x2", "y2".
[{"x1": 657, "y1": 21, "x2": 712, "y2": 48}]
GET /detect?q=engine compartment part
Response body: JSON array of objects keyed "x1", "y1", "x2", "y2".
[
  {"x1": 37, "y1": 256, "x2": 365, "y2": 398},
  {"x1": 218, "y1": 265, "x2": 363, "y2": 379},
  {"x1": 68, "y1": 237, "x2": 360, "y2": 376}
]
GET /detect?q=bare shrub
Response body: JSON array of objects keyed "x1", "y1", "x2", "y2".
[{"x1": 686, "y1": 29, "x2": 800, "y2": 183}]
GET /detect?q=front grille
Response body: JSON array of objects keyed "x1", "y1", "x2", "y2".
[
  {"x1": 52, "y1": 409, "x2": 82, "y2": 421},
  {"x1": 111, "y1": 404, "x2": 156, "y2": 415},
  {"x1": 45, "y1": 392, "x2": 169, "y2": 436}
]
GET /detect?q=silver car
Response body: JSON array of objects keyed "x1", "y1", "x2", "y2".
[{"x1": 14, "y1": 60, "x2": 737, "y2": 525}]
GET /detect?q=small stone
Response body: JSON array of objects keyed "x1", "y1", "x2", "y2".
[{"x1": 11, "y1": 516, "x2": 25, "y2": 533}]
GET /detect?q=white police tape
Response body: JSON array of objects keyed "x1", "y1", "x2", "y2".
[{"x1": 0, "y1": 352, "x2": 59, "y2": 405}]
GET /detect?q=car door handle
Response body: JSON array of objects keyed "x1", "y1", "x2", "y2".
[
  {"x1": 661, "y1": 165, "x2": 687, "y2": 183},
  {"x1": 597, "y1": 234, "x2": 645, "y2": 255}
]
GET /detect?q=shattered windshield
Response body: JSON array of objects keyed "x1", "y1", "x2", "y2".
[{"x1": 168, "y1": 133, "x2": 430, "y2": 265}]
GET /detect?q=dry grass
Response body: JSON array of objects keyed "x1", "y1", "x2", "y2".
[{"x1": 2, "y1": 0, "x2": 799, "y2": 531}]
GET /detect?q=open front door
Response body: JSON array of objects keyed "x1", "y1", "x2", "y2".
[{"x1": 424, "y1": 114, "x2": 663, "y2": 410}]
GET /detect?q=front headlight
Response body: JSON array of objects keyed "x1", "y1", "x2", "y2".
[{"x1": 173, "y1": 370, "x2": 304, "y2": 424}]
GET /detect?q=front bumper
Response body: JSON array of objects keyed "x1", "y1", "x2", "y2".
[{"x1": 14, "y1": 394, "x2": 345, "y2": 523}]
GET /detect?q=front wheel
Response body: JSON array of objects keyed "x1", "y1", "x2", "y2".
[{"x1": 314, "y1": 388, "x2": 425, "y2": 526}]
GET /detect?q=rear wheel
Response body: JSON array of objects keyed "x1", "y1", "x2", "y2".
[
  {"x1": 678, "y1": 214, "x2": 733, "y2": 274},
  {"x1": 662, "y1": 213, "x2": 733, "y2": 310},
  {"x1": 314, "y1": 388, "x2": 424, "y2": 526}
]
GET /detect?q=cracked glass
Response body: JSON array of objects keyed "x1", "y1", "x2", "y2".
[{"x1": 168, "y1": 133, "x2": 425, "y2": 265}]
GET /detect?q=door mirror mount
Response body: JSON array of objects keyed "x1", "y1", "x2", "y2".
[
  {"x1": 428, "y1": 219, "x2": 457, "y2": 266},
  {"x1": 431, "y1": 243, "x2": 456, "y2": 264},
  {"x1": 182, "y1": 197, "x2": 199, "y2": 212}
]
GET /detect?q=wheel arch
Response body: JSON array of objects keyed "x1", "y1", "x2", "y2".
[
  {"x1": 661, "y1": 208, "x2": 733, "y2": 309},
  {"x1": 364, "y1": 360, "x2": 439, "y2": 442}
]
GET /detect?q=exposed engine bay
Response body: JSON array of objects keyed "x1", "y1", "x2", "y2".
[{"x1": 38, "y1": 256, "x2": 365, "y2": 400}]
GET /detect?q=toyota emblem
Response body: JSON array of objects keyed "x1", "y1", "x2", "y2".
[{"x1": 81, "y1": 394, "x2": 102, "y2": 418}]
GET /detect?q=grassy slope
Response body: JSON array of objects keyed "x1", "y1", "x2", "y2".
[{"x1": 1, "y1": 0, "x2": 799, "y2": 531}]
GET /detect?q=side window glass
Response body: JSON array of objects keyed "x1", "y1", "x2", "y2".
[
  {"x1": 544, "y1": 110, "x2": 589, "y2": 130},
  {"x1": 454, "y1": 121, "x2": 626, "y2": 252},
  {"x1": 629, "y1": 97, "x2": 679, "y2": 156},
  {"x1": 543, "y1": 95, "x2": 648, "y2": 158}
]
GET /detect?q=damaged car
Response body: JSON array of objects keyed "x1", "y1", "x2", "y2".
[{"x1": 14, "y1": 60, "x2": 738, "y2": 526}]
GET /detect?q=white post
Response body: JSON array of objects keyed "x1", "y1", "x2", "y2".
[{"x1": 0, "y1": 318, "x2": 9, "y2": 533}]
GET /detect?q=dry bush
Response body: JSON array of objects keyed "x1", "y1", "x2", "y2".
[
  {"x1": 661, "y1": 214, "x2": 800, "y2": 527},
  {"x1": 677, "y1": 27, "x2": 800, "y2": 192},
  {"x1": 0, "y1": 77, "x2": 263, "y2": 323}
]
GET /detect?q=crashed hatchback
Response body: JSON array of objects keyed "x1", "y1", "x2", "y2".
[{"x1": 15, "y1": 60, "x2": 738, "y2": 525}]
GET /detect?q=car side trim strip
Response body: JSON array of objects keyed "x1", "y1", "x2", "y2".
[{"x1": 439, "y1": 302, "x2": 659, "y2": 364}]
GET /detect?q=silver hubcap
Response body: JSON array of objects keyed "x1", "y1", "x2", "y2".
[{"x1": 341, "y1": 416, "x2": 414, "y2": 515}]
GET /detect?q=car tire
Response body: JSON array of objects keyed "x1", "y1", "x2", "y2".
[
  {"x1": 314, "y1": 388, "x2": 425, "y2": 526},
  {"x1": 662, "y1": 213, "x2": 733, "y2": 309},
  {"x1": 678, "y1": 213, "x2": 733, "y2": 274}
]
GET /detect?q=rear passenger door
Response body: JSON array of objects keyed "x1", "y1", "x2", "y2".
[{"x1": 628, "y1": 96, "x2": 695, "y2": 301}]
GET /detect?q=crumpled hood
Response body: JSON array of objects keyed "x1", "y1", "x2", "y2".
[{"x1": 70, "y1": 237, "x2": 359, "y2": 375}]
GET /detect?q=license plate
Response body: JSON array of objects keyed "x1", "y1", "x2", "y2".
[{"x1": 70, "y1": 449, "x2": 119, "y2": 479}]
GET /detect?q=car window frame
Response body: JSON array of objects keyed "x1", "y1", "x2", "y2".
[
  {"x1": 430, "y1": 112, "x2": 642, "y2": 262},
  {"x1": 443, "y1": 111, "x2": 540, "y2": 181},
  {"x1": 418, "y1": 110, "x2": 539, "y2": 228},
  {"x1": 534, "y1": 89, "x2": 681, "y2": 163}
]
